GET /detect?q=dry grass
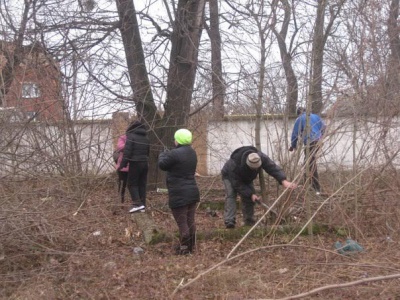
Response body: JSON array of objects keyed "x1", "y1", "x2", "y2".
[{"x1": 1, "y1": 172, "x2": 400, "y2": 299}]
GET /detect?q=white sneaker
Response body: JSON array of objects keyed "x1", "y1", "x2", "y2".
[
  {"x1": 315, "y1": 192, "x2": 321, "y2": 196},
  {"x1": 129, "y1": 205, "x2": 145, "y2": 213}
]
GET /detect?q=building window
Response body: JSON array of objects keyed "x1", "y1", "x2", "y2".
[
  {"x1": 26, "y1": 111, "x2": 38, "y2": 121},
  {"x1": 22, "y1": 83, "x2": 40, "y2": 98}
]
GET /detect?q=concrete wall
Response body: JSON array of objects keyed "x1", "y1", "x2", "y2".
[
  {"x1": 0, "y1": 120, "x2": 115, "y2": 177},
  {"x1": 206, "y1": 115, "x2": 400, "y2": 175},
  {"x1": 1, "y1": 115, "x2": 399, "y2": 178}
]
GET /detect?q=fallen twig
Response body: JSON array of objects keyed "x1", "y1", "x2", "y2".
[{"x1": 264, "y1": 273, "x2": 400, "y2": 300}]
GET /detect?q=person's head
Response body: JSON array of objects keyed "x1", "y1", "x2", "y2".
[
  {"x1": 246, "y1": 153, "x2": 262, "y2": 169},
  {"x1": 174, "y1": 129, "x2": 192, "y2": 146},
  {"x1": 296, "y1": 107, "x2": 305, "y2": 116},
  {"x1": 126, "y1": 120, "x2": 144, "y2": 132}
]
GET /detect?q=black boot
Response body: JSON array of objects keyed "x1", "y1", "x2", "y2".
[
  {"x1": 188, "y1": 233, "x2": 196, "y2": 253},
  {"x1": 175, "y1": 236, "x2": 191, "y2": 255}
]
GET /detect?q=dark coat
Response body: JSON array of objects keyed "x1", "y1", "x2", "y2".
[
  {"x1": 120, "y1": 126, "x2": 150, "y2": 169},
  {"x1": 158, "y1": 145, "x2": 200, "y2": 209},
  {"x1": 221, "y1": 146, "x2": 287, "y2": 198}
]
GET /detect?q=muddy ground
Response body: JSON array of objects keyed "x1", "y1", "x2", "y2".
[{"x1": 1, "y1": 174, "x2": 400, "y2": 299}]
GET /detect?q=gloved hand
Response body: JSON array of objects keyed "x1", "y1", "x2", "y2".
[{"x1": 288, "y1": 146, "x2": 294, "y2": 152}]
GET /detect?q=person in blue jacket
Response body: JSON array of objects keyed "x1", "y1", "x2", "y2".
[{"x1": 289, "y1": 107, "x2": 325, "y2": 194}]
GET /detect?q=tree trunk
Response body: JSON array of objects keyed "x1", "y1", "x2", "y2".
[
  {"x1": 310, "y1": 0, "x2": 345, "y2": 114},
  {"x1": 309, "y1": 0, "x2": 326, "y2": 114},
  {"x1": 116, "y1": 0, "x2": 163, "y2": 189},
  {"x1": 271, "y1": 0, "x2": 298, "y2": 116},
  {"x1": 386, "y1": 0, "x2": 400, "y2": 116},
  {"x1": 162, "y1": 0, "x2": 206, "y2": 134},
  {"x1": 116, "y1": 0, "x2": 205, "y2": 189},
  {"x1": 0, "y1": 1, "x2": 30, "y2": 106},
  {"x1": 116, "y1": 0, "x2": 158, "y2": 122},
  {"x1": 208, "y1": 0, "x2": 225, "y2": 120},
  {"x1": 246, "y1": 1, "x2": 269, "y2": 200}
]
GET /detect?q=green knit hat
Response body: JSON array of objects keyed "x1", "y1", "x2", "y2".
[{"x1": 174, "y1": 129, "x2": 192, "y2": 145}]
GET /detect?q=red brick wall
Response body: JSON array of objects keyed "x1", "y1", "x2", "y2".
[{"x1": 4, "y1": 51, "x2": 64, "y2": 122}]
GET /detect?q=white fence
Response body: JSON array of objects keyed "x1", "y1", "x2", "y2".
[
  {"x1": 206, "y1": 115, "x2": 400, "y2": 175},
  {"x1": 1, "y1": 115, "x2": 399, "y2": 178},
  {"x1": 0, "y1": 120, "x2": 114, "y2": 178}
]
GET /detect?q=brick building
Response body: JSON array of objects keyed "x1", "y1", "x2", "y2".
[{"x1": 0, "y1": 41, "x2": 64, "y2": 122}]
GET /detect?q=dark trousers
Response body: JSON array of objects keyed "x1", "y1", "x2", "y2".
[
  {"x1": 117, "y1": 171, "x2": 128, "y2": 202},
  {"x1": 304, "y1": 141, "x2": 321, "y2": 192},
  {"x1": 171, "y1": 202, "x2": 197, "y2": 247},
  {"x1": 127, "y1": 161, "x2": 148, "y2": 206}
]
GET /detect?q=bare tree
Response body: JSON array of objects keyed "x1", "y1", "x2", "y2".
[
  {"x1": 206, "y1": 0, "x2": 225, "y2": 120},
  {"x1": 271, "y1": 0, "x2": 298, "y2": 115},
  {"x1": 0, "y1": 0, "x2": 34, "y2": 106},
  {"x1": 116, "y1": 0, "x2": 159, "y2": 123},
  {"x1": 309, "y1": 0, "x2": 345, "y2": 113},
  {"x1": 115, "y1": 0, "x2": 206, "y2": 187},
  {"x1": 163, "y1": 0, "x2": 206, "y2": 128},
  {"x1": 386, "y1": 0, "x2": 400, "y2": 116}
]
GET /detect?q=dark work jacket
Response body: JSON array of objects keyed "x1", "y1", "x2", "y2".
[
  {"x1": 221, "y1": 146, "x2": 287, "y2": 199},
  {"x1": 158, "y1": 145, "x2": 200, "y2": 209},
  {"x1": 120, "y1": 127, "x2": 150, "y2": 168}
]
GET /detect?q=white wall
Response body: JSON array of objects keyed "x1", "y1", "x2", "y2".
[
  {"x1": 206, "y1": 116, "x2": 400, "y2": 175},
  {"x1": 1, "y1": 116, "x2": 399, "y2": 178},
  {"x1": 0, "y1": 120, "x2": 114, "y2": 177}
]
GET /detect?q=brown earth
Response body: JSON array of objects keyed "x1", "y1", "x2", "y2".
[{"x1": 1, "y1": 173, "x2": 400, "y2": 299}]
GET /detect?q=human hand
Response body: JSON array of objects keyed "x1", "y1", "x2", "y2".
[
  {"x1": 119, "y1": 159, "x2": 127, "y2": 170},
  {"x1": 251, "y1": 194, "x2": 261, "y2": 202},
  {"x1": 282, "y1": 180, "x2": 297, "y2": 190}
]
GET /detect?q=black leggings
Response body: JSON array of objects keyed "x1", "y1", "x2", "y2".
[{"x1": 127, "y1": 161, "x2": 148, "y2": 206}]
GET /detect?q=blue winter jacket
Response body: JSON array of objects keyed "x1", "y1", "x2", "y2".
[{"x1": 291, "y1": 113, "x2": 325, "y2": 149}]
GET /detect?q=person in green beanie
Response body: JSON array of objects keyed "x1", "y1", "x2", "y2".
[{"x1": 158, "y1": 129, "x2": 200, "y2": 255}]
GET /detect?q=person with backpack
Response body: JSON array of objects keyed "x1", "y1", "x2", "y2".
[
  {"x1": 289, "y1": 107, "x2": 326, "y2": 195},
  {"x1": 158, "y1": 129, "x2": 200, "y2": 255},
  {"x1": 222, "y1": 146, "x2": 297, "y2": 229},
  {"x1": 118, "y1": 120, "x2": 150, "y2": 213},
  {"x1": 114, "y1": 134, "x2": 129, "y2": 202}
]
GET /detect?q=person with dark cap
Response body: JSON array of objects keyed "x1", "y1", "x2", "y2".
[
  {"x1": 119, "y1": 120, "x2": 150, "y2": 213},
  {"x1": 222, "y1": 146, "x2": 297, "y2": 228},
  {"x1": 158, "y1": 129, "x2": 200, "y2": 255},
  {"x1": 289, "y1": 107, "x2": 325, "y2": 195}
]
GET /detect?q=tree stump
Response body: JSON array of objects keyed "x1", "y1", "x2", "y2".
[{"x1": 131, "y1": 213, "x2": 169, "y2": 244}]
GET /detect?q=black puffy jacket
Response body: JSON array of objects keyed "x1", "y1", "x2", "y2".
[
  {"x1": 158, "y1": 145, "x2": 200, "y2": 209},
  {"x1": 120, "y1": 127, "x2": 150, "y2": 168},
  {"x1": 221, "y1": 146, "x2": 286, "y2": 198}
]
